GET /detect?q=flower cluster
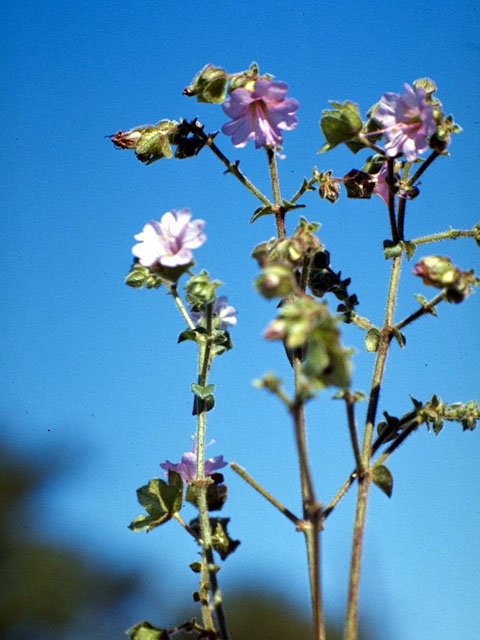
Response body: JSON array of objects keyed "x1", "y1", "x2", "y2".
[{"x1": 132, "y1": 208, "x2": 206, "y2": 268}]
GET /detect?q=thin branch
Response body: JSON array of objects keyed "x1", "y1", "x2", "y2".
[
  {"x1": 410, "y1": 226, "x2": 480, "y2": 247},
  {"x1": 230, "y1": 462, "x2": 301, "y2": 526},
  {"x1": 195, "y1": 126, "x2": 272, "y2": 206},
  {"x1": 394, "y1": 291, "x2": 445, "y2": 332}
]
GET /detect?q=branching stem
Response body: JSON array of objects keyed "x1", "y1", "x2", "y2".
[{"x1": 344, "y1": 254, "x2": 402, "y2": 640}]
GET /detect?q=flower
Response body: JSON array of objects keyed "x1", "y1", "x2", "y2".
[
  {"x1": 160, "y1": 439, "x2": 227, "y2": 484},
  {"x1": 373, "y1": 162, "x2": 390, "y2": 206},
  {"x1": 375, "y1": 83, "x2": 436, "y2": 161},
  {"x1": 132, "y1": 208, "x2": 206, "y2": 268},
  {"x1": 221, "y1": 79, "x2": 299, "y2": 149},
  {"x1": 190, "y1": 295, "x2": 238, "y2": 330}
]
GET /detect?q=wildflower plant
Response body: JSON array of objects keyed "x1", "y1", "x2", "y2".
[{"x1": 111, "y1": 62, "x2": 479, "y2": 640}]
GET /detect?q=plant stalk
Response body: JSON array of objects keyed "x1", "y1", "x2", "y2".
[{"x1": 344, "y1": 254, "x2": 402, "y2": 640}]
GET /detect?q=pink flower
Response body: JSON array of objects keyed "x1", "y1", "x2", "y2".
[
  {"x1": 373, "y1": 162, "x2": 390, "y2": 206},
  {"x1": 160, "y1": 439, "x2": 227, "y2": 484},
  {"x1": 375, "y1": 83, "x2": 436, "y2": 161},
  {"x1": 190, "y1": 295, "x2": 238, "y2": 330},
  {"x1": 221, "y1": 79, "x2": 299, "y2": 149},
  {"x1": 132, "y1": 208, "x2": 206, "y2": 268}
]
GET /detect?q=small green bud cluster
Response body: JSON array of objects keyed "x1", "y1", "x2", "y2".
[
  {"x1": 184, "y1": 270, "x2": 223, "y2": 310},
  {"x1": 413, "y1": 256, "x2": 478, "y2": 303},
  {"x1": 264, "y1": 297, "x2": 351, "y2": 389},
  {"x1": 252, "y1": 218, "x2": 322, "y2": 299},
  {"x1": 183, "y1": 61, "x2": 273, "y2": 104}
]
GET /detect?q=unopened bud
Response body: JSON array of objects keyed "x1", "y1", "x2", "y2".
[
  {"x1": 413, "y1": 256, "x2": 478, "y2": 303},
  {"x1": 183, "y1": 64, "x2": 228, "y2": 103},
  {"x1": 255, "y1": 265, "x2": 296, "y2": 299}
]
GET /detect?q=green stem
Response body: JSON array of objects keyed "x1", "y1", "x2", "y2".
[
  {"x1": 410, "y1": 226, "x2": 480, "y2": 247},
  {"x1": 291, "y1": 358, "x2": 326, "y2": 640},
  {"x1": 323, "y1": 472, "x2": 357, "y2": 520},
  {"x1": 230, "y1": 462, "x2": 301, "y2": 526},
  {"x1": 196, "y1": 126, "x2": 272, "y2": 206},
  {"x1": 345, "y1": 393, "x2": 363, "y2": 473},
  {"x1": 394, "y1": 292, "x2": 445, "y2": 332},
  {"x1": 194, "y1": 305, "x2": 231, "y2": 640},
  {"x1": 169, "y1": 284, "x2": 196, "y2": 329},
  {"x1": 266, "y1": 146, "x2": 286, "y2": 238},
  {"x1": 344, "y1": 255, "x2": 402, "y2": 640},
  {"x1": 289, "y1": 175, "x2": 317, "y2": 205}
]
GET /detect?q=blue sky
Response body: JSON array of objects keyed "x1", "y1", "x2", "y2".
[{"x1": 1, "y1": 1, "x2": 479, "y2": 638}]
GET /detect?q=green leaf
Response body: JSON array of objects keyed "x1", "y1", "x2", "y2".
[
  {"x1": 372, "y1": 464, "x2": 393, "y2": 498},
  {"x1": 392, "y1": 327, "x2": 406, "y2": 348},
  {"x1": 250, "y1": 204, "x2": 274, "y2": 224},
  {"x1": 125, "y1": 264, "x2": 163, "y2": 289},
  {"x1": 473, "y1": 222, "x2": 480, "y2": 248},
  {"x1": 319, "y1": 101, "x2": 364, "y2": 153},
  {"x1": 126, "y1": 621, "x2": 169, "y2": 640},
  {"x1": 177, "y1": 328, "x2": 203, "y2": 344},
  {"x1": 282, "y1": 199, "x2": 306, "y2": 212},
  {"x1": 129, "y1": 476, "x2": 183, "y2": 532},
  {"x1": 189, "y1": 561, "x2": 202, "y2": 573},
  {"x1": 405, "y1": 241, "x2": 417, "y2": 260},
  {"x1": 191, "y1": 383, "x2": 216, "y2": 399},
  {"x1": 211, "y1": 329, "x2": 233, "y2": 355},
  {"x1": 364, "y1": 327, "x2": 380, "y2": 352}
]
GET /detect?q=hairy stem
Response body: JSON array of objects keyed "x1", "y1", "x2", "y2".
[
  {"x1": 292, "y1": 358, "x2": 326, "y2": 640},
  {"x1": 410, "y1": 226, "x2": 480, "y2": 247},
  {"x1": 195, "y1": 125, "x2": 272, "y2": 206},
  {"x1": 169, "y1": 284, "x2": 196, "y2": 329},
  {"x1": 344, "y1": 255, "x2": 402, "y2": 640},
  {"x1": 266, "y1": 146, "x2": 286, "y2": 237},
  {"x1": 194, "y1": 305, "x2": 231, "y2": 640},
  {"x1": 230, "y1": 462, "x2": 301, "y2": 526}
]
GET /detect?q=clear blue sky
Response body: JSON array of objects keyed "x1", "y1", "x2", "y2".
[{"x1": 1, "y1": 1, "x2": 479, "y2": 638}]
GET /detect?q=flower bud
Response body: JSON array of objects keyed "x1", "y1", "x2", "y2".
[
  {"x1": 110, "y1": 120, "x2": 179, "y2": 164},
  {"x1": 185, "y1": 271, "x2": 223, "y2": 310},
  {"x1": 183, "y1": 64, "x2": 228, "y2": 103},
  {"x1": 413, "y1": 256, "x2": 478, "y2": 303},
  {"x1": 255, "y1": 264, "x2": 296, "y2": 299}
]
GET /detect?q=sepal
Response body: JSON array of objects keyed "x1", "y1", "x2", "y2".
[{"x1": 189, "y1": 517, "x2": 240, "y2": 560}]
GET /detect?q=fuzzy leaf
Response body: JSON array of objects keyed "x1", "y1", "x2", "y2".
[
  {"x1": 372, "y1": 464, "x2": 393, "y2": 498},
  {"x1": 126, "y1": 621, "x2": 169, "y2": 640},
  {"x1": 129, "y1": 475, "x2": 183, "y2": 532},
  {"x1": 365, "y1": 327, "x2": 380, "y2": 352},
  {"x1": 250, "y1": 204, "x2": 274, "y2": 224},
  {"x1": 319, "y1": 101, "x2": 364, "y2": 153},
  {"x1": 191, "y1": 383, "x2": 216, "y2": 399}
]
